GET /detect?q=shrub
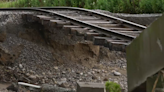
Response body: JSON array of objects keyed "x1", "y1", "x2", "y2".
[
  {"x1": 1, "y1": 0, "x2": 164, "y2": 13},
  {"x1": 105, "y1": 81, "x2": 121, "y2": 92}
]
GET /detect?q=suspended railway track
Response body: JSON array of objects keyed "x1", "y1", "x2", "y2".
[{"x1": 0, "y1": 7, "x2": 147, "y2": 51}]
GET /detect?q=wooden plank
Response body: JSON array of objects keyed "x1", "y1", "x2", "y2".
[
  {"x1": 93, "y1": 37, "x2": 110, "y2": 46},
  {"x1": 63, "y1": 25, "x2": 80, "y2": 28},
  {"x1": 104, "y1": 27, "x2": 135, "y2": 31},
  {"x1": 71, "y1": 28, "x2": 89, "y2": 36},
  {"x1": 36, "y1": 15, "x2": 53, "y2": 20},
  {"x1": 50, "y1": 20, "x2": 71, "y2": 27},
  {"x1": 62, "y1": 25, "x2": 81, "y2": 34},
  {"x1": 85, "y1": 32, "x2": 103, "y2": 41},
  {"x1": 84, "y1": 21, "x2": 111, "y2": 24},
  {"x1": 119, "y1": 31, "x2": 142, "y2": 33},
  {"x1": 56, "y1": 11, "x2": 77, "y2": 14},
  {"x1": 109, "y1": 41, "x2": 129, "y2": 51},
  {"x1": 104, "y1": 39, "x2": 127, "y2": 47},
  {"x1": 97, "y1": 23, "x2": 121, "y2": 27},
  {"x1": 74, "y1": 16, "x2": 99, "y2": 20}
]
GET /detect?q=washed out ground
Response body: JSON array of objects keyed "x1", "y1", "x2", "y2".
[{"x1": 0, "y1": 10, "x2": 159, "y2": 92}]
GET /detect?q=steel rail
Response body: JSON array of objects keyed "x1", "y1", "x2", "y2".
[
  {"x1": 0, "y1": 7, "x2": 136, "y2": 40},
  {"x1": 39, "y1": 7, "x2": 147, "y2": 30},
  {"x1": 0, "y1": 7, "x2": 147, "y2": 30}
]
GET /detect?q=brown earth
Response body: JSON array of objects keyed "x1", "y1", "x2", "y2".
[{"x1": 0, "y1": 13, "x2": 127, "y2": 91}]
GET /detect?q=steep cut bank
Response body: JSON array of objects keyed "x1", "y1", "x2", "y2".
[{"x1": 0, "y1": 12, "x2": 127, "y2": 91}]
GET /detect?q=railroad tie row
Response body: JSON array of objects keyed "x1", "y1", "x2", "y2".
[{"x1": 22, "y1": 14, "x2": 130, "y2": 52}]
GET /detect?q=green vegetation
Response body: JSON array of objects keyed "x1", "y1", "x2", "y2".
[
  {"x1": 105, "y1": 81, "x2": 121, "y2": 92},
  {"x1": 0, "y1": 0, "x2": 164, "y2": 13},
  {"x1": 0, "y1": 1, "x2": 11, "y2": 8}
]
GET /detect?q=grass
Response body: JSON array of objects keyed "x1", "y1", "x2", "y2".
[
  {"x1": 0, "y1": 2, "x2": 12, "y2": 8},
  {"x1": 105, "y1": 81, "x2": 121, "y2": 92},
  {"x1": 0, "y1": 0, "x2": 164, "y2": 13}
]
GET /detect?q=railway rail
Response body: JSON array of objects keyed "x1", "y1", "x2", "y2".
[{"x1": 0, "y1": 7, "x2": 147, "y2": 51}]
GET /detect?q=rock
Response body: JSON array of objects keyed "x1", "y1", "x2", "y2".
[
  {"x1": 98, "y1": 76, "x2": 101, "y2": 81},
  {"x1": 62, "y1": 71, "x2": 66, "y2": 74},
  {"x1": 96, "y1": 70, "x2": 101, "y2": 73},
  {"x1": 92, "y1": 75, "x2": 97, "y2": 80},
  {"x1": 72, "y1": 70, "x2": 75, "y2": 73},
  {"x1": 28, "y1": 75, "x2": 38, "y2": 83},
  {"x1": 58, "y1": 82, "x2": 69, "y2": 88},
  {"x1": 113, "y1": 71, "x2": 121, "y2": 76},
  {"x1": 7, "y1": 83, "x2": 18, "y2": 92},
  {"x1": 88, "y1": 72, "x2": 91, "y2": 75},
  {"x1": 29, "y1": 70, "x2": 35, "y2": 74},
  {"x1": 60, "y1": 78, "x2": 67, "y2": 83},
  {"x1": 80, "y1": 72, "x2": 83, "y2": 75},
  {"x1": 53, "y1": 78, "x2": 57, "y2": 84},
  {"x1": 29, "y1": 75, "x2": 37, "y2": 80},
  {"x1": 123, "y1": 66, "x2": 126, "y2": 68},
  {"x1": 76, "y1": 71, "x2": 80, "y2": 74},
  {"x1": 54, "y1": 66, "x2": 58, "y2": 70},
  {"x1": 103, "y1": 78, "x2": 108, "y2": 81},
  {"x1": 42, "y1": 72, "x2": 46, "y2": 75},
  {"x1": 114, "y1": 81, "x2": 119, "y2": 84},
  {"x1": 26, "y1": 73, "x2": 30, "y2": 76},
  {"x1": 42, "y1": 79, "x2": 45, "y2": 83},
  {"x1": 48, "y1": 71, "x2": 52, "y2": 75},
  {"x1": 92, "y1": 71, "x2": 95, "y2": 74},
  {"x1": 65, "y1": 68, "x2": 71, "y2": 72},
  {"x1": 19, "y1": 64, "x2": 23, "y2": 69},
  {"x1": 22, "y1": 68, "x2": 26, "y2": 73}
]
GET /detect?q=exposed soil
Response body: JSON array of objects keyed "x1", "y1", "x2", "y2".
[{"x1": 0, "y1": 12, "x2": 127, "y2": 92}]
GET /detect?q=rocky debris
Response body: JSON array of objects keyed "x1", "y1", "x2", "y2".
[
  {"x1": 29, "y1": 75, "x2": 38, "y2": 82},
  {"x1": 19, "y1": 64, "x2": 23, "y2": 69},
  {"x1": 103, "y1": 78, "x2": 108, "y2": 81},
  {"x1": 7, "y1": 83, "x2": 18, "y2": 92},
  {"x1": 0, "y1": 12, "x2": 128, "y2": 91},
  {"x1": 113, "y1": 70, "x2": 121, "y2": 76},
  {"x1": 54, "y1": 66, "x2": 58, "y2": 70},
  {"x1": 92, "y1": 75, "x2": 97, "y2": 80},
  {"x1": 58, "y1": 82, "x2": 70, "y2": 88}
]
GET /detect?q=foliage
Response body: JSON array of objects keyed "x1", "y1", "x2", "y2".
[
  {"x1": 1, "y1": 0, "x2": 164, "y2": 13},
  {"x1": 0, "y1": 1, "x2": 11, "y2": 8},
  {"x1": 105, "y1": 81, "x2": 121, "y2": 92}
]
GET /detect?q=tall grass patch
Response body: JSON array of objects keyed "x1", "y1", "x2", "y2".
[{"x1": 0, "y1": 0, "x2": 164, "y2": 13}]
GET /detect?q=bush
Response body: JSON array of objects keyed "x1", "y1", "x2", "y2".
[
  {"x1": 105, "y1": 81, "x2": 121, "y2": 92},
  {"x1": 1, "y1": 0, "x2": 164, "y2": 13}
]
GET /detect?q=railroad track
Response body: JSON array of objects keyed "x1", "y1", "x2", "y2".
[{"x1": 0, "y1": 7, "x2": 147, "y2": 51}]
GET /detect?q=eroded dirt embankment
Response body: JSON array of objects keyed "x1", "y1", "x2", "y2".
[{"x1": 0, "y1": 12, "x2": 127, "y2": 91}]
